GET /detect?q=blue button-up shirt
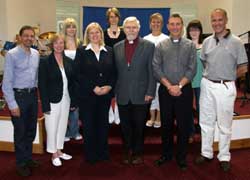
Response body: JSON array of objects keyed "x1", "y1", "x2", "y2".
[{"x1": 2, "y1": 45, "x2": 39, "y2": 109}]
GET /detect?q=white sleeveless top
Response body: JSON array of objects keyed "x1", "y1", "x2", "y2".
[{"x1": 64, "y1": 50, "x2": 76, "y2": 60}]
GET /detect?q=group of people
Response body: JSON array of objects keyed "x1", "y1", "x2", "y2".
[{"x1": 1, "y1": 7, "x2": 248, "y2": 177}]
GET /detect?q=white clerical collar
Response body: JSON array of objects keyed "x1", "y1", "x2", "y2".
[
  {"x1": 85, "y1": 43, "x2": 107, "y2": 52},
  {"x1": 170, "y1": 36, "x2": 182, "y2": 43}
]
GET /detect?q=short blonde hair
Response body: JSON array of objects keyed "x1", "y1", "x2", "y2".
[
  {"x1": 123, "y1": 16, "x2": 140, "y2": 29},
  {"x1": 83, "y1": 22, "x2": 105, "y2": 46},
  {"x1": 149, "y1": 13, "x2": 164, "y2": 30},
  {"x1": 62, "y1": 18, "x2": 80, "y2": 48},
  {"x1": 50, "y1": 34, "x2": 65, "y2": 50}
]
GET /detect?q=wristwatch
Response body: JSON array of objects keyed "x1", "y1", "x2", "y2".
[{"x1": 178, "y1": 84, "x2": 183, "y2": 89}]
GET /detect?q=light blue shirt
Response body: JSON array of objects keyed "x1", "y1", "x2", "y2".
[{"x1": 2, "y1": 45, "x2": 39, "y2": 109}]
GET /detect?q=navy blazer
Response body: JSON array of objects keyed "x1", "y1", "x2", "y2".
[
  {"x1": 38, "y1": 52, "x2": 76, "y2": 113},
  {"x1": 74, "y1": 45, "x2": 116, "y2": 102}
]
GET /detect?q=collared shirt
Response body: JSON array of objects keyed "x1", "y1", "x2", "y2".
[
  {"x1": 125, "y1": 37, "x2": 139, "y2": 66},
  {"x1": 2, "y1": 45, "x2": 39, "y2": 109},
  {"x1": 201, "y1": 32, "x2": 248, "y2": 81},
  {"x1": 85, "y1": 43, "x2": 107, "y2": 61},
  {"x1": 153, "y1": 37, "x2": 197, "y2": 84}
]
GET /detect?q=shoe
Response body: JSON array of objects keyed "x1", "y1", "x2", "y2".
[
  {"x1": 16, "y1": 165, "x2": 31, "y2": 177},
  {"x1": 131, "y1": 155, "x2": 144, "y2": 165},
  {"x1": 177, "y1": 160, "x2": 187, "y2": 171},
  {"x1": 220, "y1": 161, "x2": 230, "y2": 172},
  {"x1": 146, "y1": 120, "x2": 154, "y2": 127},
  {"x1": 153, "y1": 121, "x2": 161, "y2": 128},
  {"x1": 122, "y1": 152, "x2": 131, "y2": 165},
  {"x1": 52, "y1": 158, "x2": 62, "y2": 167},
  {"x1": 26, "y1": 159, "x2": 40, "y2": 168},
  {"x1": 195, "y1": 124, "x2": 201, "y2": 134},
  {"x1": 155, "y1": 156, "x2": 172, "y2": 166},
  {"x1": 59, "y1": 153, "x2": 72, "y2": 160},
  {"x1": 74, "y1": 134, "x2": 82, "y2": 140},
  {"x1": 64, "y1": 137, "x2": 70, "y2": 142},
  {"x1": 194, "y1": 155, "x2": 213, "y2": 165},
  {"x1": 189, "y1": 136, "x2": 194, "y2": 143}
]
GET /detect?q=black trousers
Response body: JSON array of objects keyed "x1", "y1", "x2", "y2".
[
  {"x1": 159, "y1": 84, "x2": 193, "y2": 161},
  {"x1": 118, "y1": 102, "x2": 148, "y2": 155},
  {"x1": 79, "y1": 96, "x2": 111, "y2": 163},
  {"x1": 11, "y1": 90, "x2": 38, "y2": 167}
]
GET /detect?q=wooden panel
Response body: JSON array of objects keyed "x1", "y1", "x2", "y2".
[
  {"x1": 213, "y1": 138, "x2": 250, "y2": 151},
  {"x1": 0, "y1": 117, "x2": 45, "y2": 154}
]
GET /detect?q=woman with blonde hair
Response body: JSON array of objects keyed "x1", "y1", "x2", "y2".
[
  {"x1": 75, "y1": 22, "x2": 116, "y2": 164},
  {"x1": 62, "y1": 18, "x2": 83, "y2": 142},
  {"x1": 144, "y1": 13, "x2": 169, "y2": 128},
  {"x1": 38, "y1": 34, "x2": 76, "y2": 166}
]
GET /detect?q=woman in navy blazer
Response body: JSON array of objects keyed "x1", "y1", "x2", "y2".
[
  {"x1": 74, "y1": 22, "x2": 116, "y2": 164},
  {"x1": 38, "y1": 34, "x2": 76, "y2": 166}
]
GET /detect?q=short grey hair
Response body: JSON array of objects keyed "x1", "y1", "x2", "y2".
[{"x1": 123, "y1": 16, "x2": 141, "y2": 29}]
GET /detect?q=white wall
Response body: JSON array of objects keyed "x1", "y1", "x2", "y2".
[
  {"x1": 197, "y1": 0, "x2": 233, "y2": 33},
  {"x1": 0, "y1": 0, "x2": 56, "y2": 41},
  {"x1": 0, "y1": 0, "x2": 7, "y2": 40},
  {"x1": 232, "y1": 0, "x2": 250, "y2": 43}
]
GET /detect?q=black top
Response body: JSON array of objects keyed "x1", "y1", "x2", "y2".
[
  {"x1": 74, "y1": 45, "x2": 116, "y2": 102},
  {"x1": 38, "y1": 53, "x2": 76, "y2": 113},
  {"x1": 104, "y1": 29, "x2": 126, "y2": 47}
]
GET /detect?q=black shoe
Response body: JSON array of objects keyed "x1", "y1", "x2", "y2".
[
  {"x1": 155, "y1": 156, "x2": 172, "y2": 166},
  {"x1": 131, "y1": 155, "x2": 144, "y2": 165},
  {"x1": 195, "y1": 124, "x2": 201, "y2": 134},
  {"x1": 26, "y1": 160, "x2": 40, "y2": 168},
  {"x1": 177, "y1": 160, "x2": 187, "y2": 171},
  {"x1": 16, "y1": 165, "x2": 31, "y2": 177},
  {"x1": 220, "y1": 161, "x2": 230, "y2": 172},
  {"x1": 194, "y1": 155, "x2": 213, "y2": 165}
]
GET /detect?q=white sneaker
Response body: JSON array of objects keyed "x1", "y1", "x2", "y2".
[
  {"x1": 52, "y1": 158, "x2": 62, "y2": 167},
  {"x1": 64, "y1": 137, "x2": 70, "y2": 142},
  {"x1": 74, "y1": 134, "x2": 82, "y2": 140},
  {"x1": 153, "y1": 121, "x2": 161, "y2": 128},
  {"x1": 59, "y1": 153, "x2": 72, "y2": 160},
  {"x1": 146, "y1": 120, "x2": 154, "y2": 127}
]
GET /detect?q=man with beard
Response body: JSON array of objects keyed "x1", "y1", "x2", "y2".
[{"x1": 113, "y1": 16, "x2": 156, "y2": 165}]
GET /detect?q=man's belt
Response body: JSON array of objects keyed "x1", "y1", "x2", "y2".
[{"x1": 13, "y1": 87, "x2": 37, "y2": 93}]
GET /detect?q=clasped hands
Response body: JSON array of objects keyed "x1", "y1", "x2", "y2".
[
  {"x1": 93, "y1": 86, "x2": 112, "y2": 96},
  {"x1": 167, "y1": 85, "x2": 182, "y2": 96}
]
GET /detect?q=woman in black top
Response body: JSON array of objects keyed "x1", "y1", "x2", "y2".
[
  {"x1": 74, "y1": 22, "x2": 116, "y2": 164},
  {"x1": 104, "y1": 7, "x2": 125, "y2": 125},
  {"x1": 104, "y1": 7, "x2": 126, "y2": 47}
]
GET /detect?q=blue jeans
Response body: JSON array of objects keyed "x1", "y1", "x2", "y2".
[
  {"x1": 66, "y1": 108, "x2": 81, "y2": 138},
  {"x1": 12, "y1": 90, "x2": 38, "y2": 167}
]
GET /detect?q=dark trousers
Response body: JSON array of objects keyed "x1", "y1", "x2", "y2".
[
  {"x1": 159, "y1": 84, "x2": 193, "y2": 161},
  {"x1": 11, "y1": 90, "x2": 38, "y2": 167},
  {"x1": 190, "y1": 87, "x2": 201, "y2": 135},
  {"x1": 79, "y1": 96, "x2": 111, "y2": 163},
  {"x1": 118, "y1": 102, "x2": 148, "y2": 155}
]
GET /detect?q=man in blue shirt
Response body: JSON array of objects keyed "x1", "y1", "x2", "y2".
[{"x1": 2, "y1": 25, "x2": 40, "y2": 177}]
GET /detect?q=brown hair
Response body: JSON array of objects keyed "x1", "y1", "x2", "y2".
[
  {"x1": 106, "y1": 7, "x2": 121, "y2": 23},
  {"x1": 186, "y1": 19, "x2": 203, "y2": 43},
  {"x1": 168, "y1": 13, "x2": 183, "y2": 24},
  {"x1": 19, "y1": 25, "x2": 35, "y2": 36}
]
